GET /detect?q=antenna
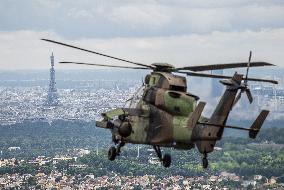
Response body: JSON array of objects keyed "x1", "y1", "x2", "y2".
[{"x1": 45, "y1": 52, "x2": 59, "y2": 106}]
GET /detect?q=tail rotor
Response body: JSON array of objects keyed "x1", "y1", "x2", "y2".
[{"x1": 233, "y1": 51, "x2": 254, "y2": 107}]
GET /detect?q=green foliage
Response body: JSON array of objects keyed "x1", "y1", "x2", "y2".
[
  {"x1": 0, "y1": 121, "x2": 284, "y2": 179},
  {"x1": 0, "y1": 120, "x2": 108, "y2": 158},
  {"x1": 257, "y1": 127, "x2": 284, "y2": 144},
  {"x1": 27, "y1": 176, "x2": 37, "y2": 186}
]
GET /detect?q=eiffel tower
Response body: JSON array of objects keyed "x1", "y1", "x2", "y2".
[{"x1": 45, "y1": 52, "x2": 59, "y2": 106}]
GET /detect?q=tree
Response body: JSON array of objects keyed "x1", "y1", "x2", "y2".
[{"x1": 27, "y1": 176, "x2": 37, "y2": 186}]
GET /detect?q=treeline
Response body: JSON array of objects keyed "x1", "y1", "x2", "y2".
[
  {"x1": 0, "y1": 120, "x2": 109, "y2": 158},
  {"x1": 257, "y1": 127, "x2": 284, "y2": 144},
  {"x1": 0, "y1": 120, "x2": 283, "y2": 158},
  {"x1": 220, "y1": 126, "x2": 284, "y2": 146},
  {"x1": 0, "y1": 120, "x2": 283, "y2": 179}
]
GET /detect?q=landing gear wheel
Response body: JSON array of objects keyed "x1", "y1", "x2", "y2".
[
  {"x1": 153, "y1": 145, "x2": 171, "y2": 168},
  {"x1": 202, "y1": 157, "x2": 208, "y2": 169},
  {"x1": 108, "y1": 146, "x2": 117, "y2": 161},
  {"x1": 162, "y1": 154, "x2": 171, "y2": 168}
]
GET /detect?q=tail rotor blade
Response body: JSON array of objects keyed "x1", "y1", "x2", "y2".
[
  {"x1": 246, "y1": 89, "x2": 253, "y2": 104},
  {"x1": 233, "y1": 91, "x2": 242, "y2": 107},
  {"x1": 245, "y1": 51, "x2": 252, "y2": 84}
]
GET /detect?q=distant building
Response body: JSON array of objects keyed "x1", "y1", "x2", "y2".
[
  {"x1": 8, "y1": 147, "x2": 20, "y2": 151},
  {"x1": 211, "y1": 70, "x2": 224, "y2": 97},
  {"x1": 45, "y1": 52, "x2": 59, "y2": 106},
  {"x1": 254, "y1": 175, "x2": 263, "y2": 180}
]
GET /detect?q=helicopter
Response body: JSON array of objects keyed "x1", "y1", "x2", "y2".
[{"x1": 42, "y1": 39, "x2": 278, "y2": 168}]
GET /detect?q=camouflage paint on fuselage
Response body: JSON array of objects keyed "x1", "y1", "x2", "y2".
[
  {"x1": 96, "y1": 71, "x2": 243, "y2": 153},
  {"x1": 97, "y1": 71, "x2": 200, "y2": 149}
]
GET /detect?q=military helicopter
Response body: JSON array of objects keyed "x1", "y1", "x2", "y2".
[{"x1": 42, "y1": 39, "x2": 278, "y2": 168}]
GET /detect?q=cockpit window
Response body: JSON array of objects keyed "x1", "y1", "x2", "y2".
[
  {"x1": 169, "y1": 85, "x2": 186, "y2": 92},
  {"x1": 145, "y1": 75, "x2": 150, "y2": 84}
]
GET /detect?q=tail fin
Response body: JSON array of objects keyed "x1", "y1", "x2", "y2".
[
  {"x1": 192, "y1": 73, "x2": 242, "y2": 154},
  {"x1": 207, "y1": 73, "x2": 243, "y2": 140},
  {"x1": 249, "y1": 110, "x2": 269, "y2": 139}
]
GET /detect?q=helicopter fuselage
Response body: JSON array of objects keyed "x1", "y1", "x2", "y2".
[{"x1": 97, "y1": 71, "x2": 204, "y2": 150}]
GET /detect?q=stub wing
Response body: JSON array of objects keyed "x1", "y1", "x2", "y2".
[
  {"x1": 101, "y1": 108, "x2": 125, "y2": 120},
  {"x1": 96, "y1": 120, "x2": 108, "y2": 129},
  {"x1": 96, "y1": 108, "x2": 148, "y2": 129},
  {"x1": 95, "y1": 108, "x2": 124, "y2": 129}
]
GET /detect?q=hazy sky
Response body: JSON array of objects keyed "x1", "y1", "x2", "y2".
[{"x1": 0, "y1": 0, "x2": 284, "y2": 70}]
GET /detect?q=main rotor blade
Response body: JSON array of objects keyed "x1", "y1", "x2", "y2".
[
  {"x1": 246, "y1": 89, "x2": 253, "y2": 104},
  {"x1": 59, "y1": 61, "x2": 150, "y2": 70},
  {"x1": 176, "y1": 62, "x2": 275, "y2": 72},
  {"x1": 178, "y1": 71, "x2": 278, "y2": 84},
  {"x1": 243, "y1": 77, "x2": 278, "y2": 84},
  {"x1": 41, "y1": 38, "x2": 153, "y2": 69}
]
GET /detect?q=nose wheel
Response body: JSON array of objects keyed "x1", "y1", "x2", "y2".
[
  {"x1": 108, "y1": 146, "x2": 117, "y2": 161},
  {"x1": 108, "y1": 141, "x2": 125, "y2": 161},
  {"x1": 153, "y1": 145, "x2": 171, "y2": 168}
]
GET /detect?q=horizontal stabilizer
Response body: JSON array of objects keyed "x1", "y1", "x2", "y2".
[
  {"x1": 187, "y1": 102, "x2": 206, "y2": 129},
  {"x1": 249, "y1": 110, "x2": 269, "y2": 139},
  {"x1": 198, "y1": 110, "x2": 269, "y2": 139}
]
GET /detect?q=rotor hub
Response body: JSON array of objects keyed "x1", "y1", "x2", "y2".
[{"x1": 151, "y1": 63, "x2": 175, "y2": 72}]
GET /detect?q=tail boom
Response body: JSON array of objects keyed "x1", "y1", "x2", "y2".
[{"x1": 191, "y1": 73, "x2": 270, "y2": 154}]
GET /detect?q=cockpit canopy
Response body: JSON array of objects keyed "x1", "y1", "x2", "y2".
[{"x1": 145, "y1": 72, "x2": 187, "y2": 92}]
